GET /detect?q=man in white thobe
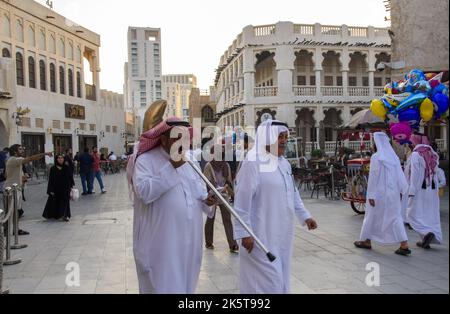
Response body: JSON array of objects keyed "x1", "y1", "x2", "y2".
[
  {"x1": 233, "y1": 120, "x2": 318, "y2": 294},
  {"x1": 406, "y1": 133, "x2": 443, "y2": 250},
  {"x1": 128, "y1": 118, "x2": 215, "y2": 294},
  {"x1": 354, "y1": 132, "x2": 411, "y2": 256}
]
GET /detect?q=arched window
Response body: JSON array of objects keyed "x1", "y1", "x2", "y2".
[
  {"x1": 59, "y1": 66, "x2": 65, "y2": 94},
  {"x1": 27, "y1": 25, "x2": 35, "y2": 46},
  {"x1": 49, "y1": 34, "x2": 56, "y2": 53},
  {"x1": 202, "y1": 105, "x2": 214, "y2": 122},
  {"x1": 67, "y1": 42, "x2": 73, "y2": 60},
  {"x1": 76, "y1": 71, "x2": 82, "y2": 98},
  {"x1": 38, "y1": 29, "x2": 46, "y2": 50},
  {"x1": 75, "y1": 46, "x2": 81, "y2": 63},
  {"x1": 58, "y1": 38, "x2": 65, "y2": 57},
  {"x1": 68, "y1": 69, "x2": 74, "y2": 96},
  {"x1": 16, "y1": 52, "x2": 24, "y2": 86},
  {"x1": 50, "y1": 63, "x2": 56, "y2": 92},
  {"x1": 15, "y1": 19, "x2": 23, "y2": 42},
  {"x1": 39, "y1": 60, "x2": 46, "y2": 90},
  {"x1": 28, "y1": 56, "x2": 36, "y2": 88},
  {"x1": 2, "y1": 48, "x2": 11, "y2": 58},
  {"x1": 1, "y1": 14, "x2": 11, "y2": 37}
]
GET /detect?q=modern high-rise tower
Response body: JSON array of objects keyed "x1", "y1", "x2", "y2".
[{"x1": 124, "y1": 27, "x2": 162, "y2": 134}]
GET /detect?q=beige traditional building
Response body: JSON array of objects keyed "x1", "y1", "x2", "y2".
[
  {"x1": 189, "y1": 87, "x2": 217, "y2": 132},
  {"x1": 214, "y1": 21, "x2": 395, "y2": 155},
  {"x1": 0, "y1": 0, "x2": 125, "y2": 165},
  {"x1": 389, "y1": 0, "x2": 449, "y2": 78}
]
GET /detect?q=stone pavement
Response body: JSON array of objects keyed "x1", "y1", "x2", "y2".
[{"x1": 2, "y1": 172, "x2": 449, "y2": 294}]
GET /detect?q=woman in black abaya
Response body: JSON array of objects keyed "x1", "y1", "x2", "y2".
[{"x1": 43, "y1": 154, "x2": 75, "y2": 221}]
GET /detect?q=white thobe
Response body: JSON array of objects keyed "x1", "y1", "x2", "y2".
[
  {"x1": 405, "y1": 152, "x2": 443, "y2": 244},
  {"x1": 402, "y1": 157, "x2": 412, "y2": 223},
  {"x1": 132, "y1": 146, "x2": 213, "y2": 294},
  {"x1": 233, "y1": 155, "x2": 312, "y2": 294},
  {"x1": 360, "y1": 153, "x2": 409, "y2": 245},
  {"x1": 437, "y1": 168, "x2": 446, "y2": 189}
]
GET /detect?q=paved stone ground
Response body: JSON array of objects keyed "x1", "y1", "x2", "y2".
[{"x1": 2, "y1": 172, "x2": 448, "y2": 294}]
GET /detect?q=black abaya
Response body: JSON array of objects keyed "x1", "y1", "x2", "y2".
[{"x1": 43, "y1": 166, "x2": 75, "y2": 220}]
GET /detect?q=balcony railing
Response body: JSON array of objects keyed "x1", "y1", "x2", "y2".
[
  {"x1": 254, "y1": 25, "x2": 276, "y2": 37},
  {"x1": 321, "y1": 25, "x2": 342, "y2": 36},
  {"x1": 348, "y1": 87, "x2": 370, "y2": 97},
  {"x1": 85, "y1": 84, "x2": 96, "y2": 101},
  {"x1": 255, "y1": 87, "x2": 278, "y2": 97},
  {"x1": 294, "y1": 24, "x2": 314, "y2": 35},
  {"x1": 436, "y1": 139, "x2": 447, "y2": 152},
  {"x1": 348, "y1": 27, "x2": 368, "y2": 37},
  {"x1": 321, "y1": 87, "x2": 343, "y2": 96},
  {"x1": 293, "y1": 86, "x2": 317, "y2": 96},
  {"x1": 374, "y1": 87, "x2": 385, "y2": 97},
  {"x1": 304, "y1": 141, "x2": 373, "y2": 155},
  {"x1": 374, "y1": 28, "x2": 388, "y2": 37}
]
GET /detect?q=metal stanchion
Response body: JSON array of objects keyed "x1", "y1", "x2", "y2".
[
  {"x1": 11, "y1": 184, "x2": 27, "y2": 250},
  {"x1": 0, "y1": 208, "x2": 9, "y2": 294},
  {"x1": 2, "y1": 187, "x2": 21, "y2": 266},
  {"x1": 329, "y1": 165, "x2": 340, "y2": 201}
]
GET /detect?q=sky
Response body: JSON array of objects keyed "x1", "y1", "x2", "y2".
[{"x1": 34, "y1": 0, "x2": 389, "y2": 93}]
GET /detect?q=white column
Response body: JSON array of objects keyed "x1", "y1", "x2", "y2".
[
  {"x1": 368, "y1": 71, "x2": 375, "y2": 98},
  {"x1": 275, "y1": 45, "x2": 295, "y2": 100},
  {"x1": 245, "y1": 105, "x2": 255, "y2": 128},
  {"x1": 340, "y1": 48, "x2": 350, "y2": 97},
  {"x1": 313, "y1": 107, "x2": 324, "y2": 151},
  {"x1": 314, "y1": 48, "x2": 324, "y2": 97},
  {"x1": 243, "y1": 48, "x2": 256, "y2": 102},
  {"x1": 342, "y1": 71, "x2": 349, "y2": 97},
  {"x1": 315, "y1": 70, "x2": 322, "y2": 97},
  {"x1": 343, "y1": 106, "x2": 351, "y2": 125},
  {"x1": 368, "y1": 50, "x2": 376, "y2": 98}
]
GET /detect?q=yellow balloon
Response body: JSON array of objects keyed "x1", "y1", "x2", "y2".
[
  {"x1": 387, "y1": 99, "x2": 398, "y2": 107},
  {"x1": 371, "y1": 99, "x2": 387, "y2": 119},
  {"x1": 420, "y1": 98, "x2": 434, "y2": 122}
]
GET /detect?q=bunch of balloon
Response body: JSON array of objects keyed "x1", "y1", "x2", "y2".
[{"x1": 370, "y1": 69, "x2": 449, "y2": 130}]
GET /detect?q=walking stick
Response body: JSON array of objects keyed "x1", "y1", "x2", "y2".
[{"x1": 186, "y1": 159, "x2": 276, "y2": 263}]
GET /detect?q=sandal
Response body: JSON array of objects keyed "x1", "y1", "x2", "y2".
[
  {"x1": 422, "y1": 233, "x2": 435, "y2": 248},
  {"x1": 417, "y1": 242, "x2": 431, "y2": 250},
  {"x1": 354, "y1": 241, "x2": 372, "y2": 250},
  {"x1": 230, "y1": 246, "x2": 239, "y2": 254},
  {"x1": 395, "y1": 248, "x2": 412, "y2": 256}
]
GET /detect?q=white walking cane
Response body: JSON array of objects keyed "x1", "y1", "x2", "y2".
[{"x1": 186, "y1": 159, "x2": 276, "y2": 262}]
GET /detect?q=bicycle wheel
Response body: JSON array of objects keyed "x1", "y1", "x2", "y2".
[
  {"x1": 351, "y1": 201, "x2": 366, "y2": 215},
  {"x1": 350, "y1": 174, "x2": 368, "y2": 215}
]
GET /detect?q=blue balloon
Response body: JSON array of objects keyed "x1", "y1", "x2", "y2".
[
  {"x1": 432, "y1": 84, "x2": 447, "y2": 96},
  {"x1": 414, "y1": 80, "x2": 431, "y2": 93},
  {"x1": 407, "y1": 69, "x2": 426, "y2": 85},
  {"x1": 382, "y1": 99, "x2": 395, "y2": 113},
  {"x1": 395, "y1": 93, "x2": 427, "y2": 113},
  {"x1": 404, "y1": 85, "x2": 415, "y2": 93},
  {"x1": 398, "y1": 108, "x2": 421, "y2": 129},
  {"x1": 433, "y1": 93, "x2": 449, "y2": 114}
]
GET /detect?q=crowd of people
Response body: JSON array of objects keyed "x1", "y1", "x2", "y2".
[
  {"x1": 125, "y1": 108, "x2": 446, "y2": 294},
  {"x1": 127, "y1": 117, "x2": 318, "y2": 294},
  {"x1": 1, "y1": 113, "x2": 447, "y2": 294},
  {"x1": 355, "y1": 132, "x2": 445, "y2": 255},
  {"x1": 0, "y1": 145, "x2": 127, "y2": 230}
]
